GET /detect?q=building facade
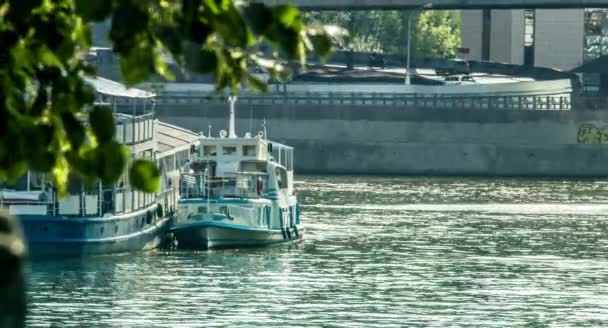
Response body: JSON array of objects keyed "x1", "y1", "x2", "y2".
[{"x1": 461, "y1": 9, "x2": 584, "y2": 71}]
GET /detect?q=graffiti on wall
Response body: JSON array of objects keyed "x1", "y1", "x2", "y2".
[{"x1": 578, "y1": 124, "x2": 608, "y2": 144}]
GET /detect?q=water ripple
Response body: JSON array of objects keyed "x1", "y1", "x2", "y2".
[{"x1": 26, "y1": 176, "x2": 608, "y2": 327}]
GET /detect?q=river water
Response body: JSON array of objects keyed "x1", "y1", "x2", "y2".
[{"x1": 26, "y1": 176, "x2": 608, "y2": 327}]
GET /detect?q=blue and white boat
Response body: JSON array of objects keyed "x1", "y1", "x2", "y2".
[
  {"x1": 0, "y1": 77, "x2": 199, "y2": 257},
  {"x1": 170, "y1": 97, "x2": 302, "y2": 249}
]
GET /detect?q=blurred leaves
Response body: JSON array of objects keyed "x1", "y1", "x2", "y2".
[
  {"x1": 89, "y1": 105, "x2": 115, "y2": 143},
  {"x1": 0, "y1": 210, "x2": 27, "y2": 328},
  {"x1": 306, "y1": 10, "x2": 460, "y2": 58},
  {"x1": 0, "y1": 0, "x2": 340, "y2": 194},
  {"x1": 129, "y1": 160, "x2": 161, "y2": 193}
]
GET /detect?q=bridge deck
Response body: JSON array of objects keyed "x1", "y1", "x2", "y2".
[{"x1": 261, "y1": 0, "x2": 608, "y2": 10}]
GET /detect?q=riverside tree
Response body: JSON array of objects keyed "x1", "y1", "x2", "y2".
[
  {"x1": 306, "y1": 10, "x2": 461, "y2": 59},
  {"x1": 0, "y1": 0, "x2": 342, "y2": 195}
]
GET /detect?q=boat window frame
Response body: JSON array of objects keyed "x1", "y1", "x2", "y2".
[
  {"x1": 222, "y1": 146, "x2": 238, "y2": 156},
  {"x1": 243, "y1": 145, "x2": 257, "y2": 157},
  {"x1": 276, "y1": 167, "x2": 288, "y2": 190},
  {"x1": 203, "y1": 145, "x2": 217, "y2": 157}
]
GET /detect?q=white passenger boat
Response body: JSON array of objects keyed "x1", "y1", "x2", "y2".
[
  {"x1": 170, "y1": 97, "x2": 302, "y2": 249},
  {"x1": 0, "y1": 77, "x2": 199, "y2": 257}
]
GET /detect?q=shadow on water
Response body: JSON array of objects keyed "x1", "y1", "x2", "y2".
[{"x1": 24, "y1": 176, "x2": 608, "y2": 327}]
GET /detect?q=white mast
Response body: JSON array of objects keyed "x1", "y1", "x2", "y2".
[{"x1": 228, "y1": 96, "x2": 237, "y2": 138}]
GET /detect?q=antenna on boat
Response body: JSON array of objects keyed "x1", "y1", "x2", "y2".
[
  {"x1": 248, "y1": 106, "x2": 253, "y2": 138},
  {"x1": 208, "y1": 124, "x2": 211, "y2": 139},
  {"x1": 262, "y1": 118, "x2": 267, "y2": 140},
  {"x1": 228, "y1": 96, "x2": 237, "y2": 138}
]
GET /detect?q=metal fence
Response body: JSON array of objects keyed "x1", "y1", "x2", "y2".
[{"x1": 155, "y1": 92, "x2": 575, "y2": 111}]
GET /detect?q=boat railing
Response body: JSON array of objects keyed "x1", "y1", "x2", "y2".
[
  {"x1": 156, "y1": 187, "x2": 177, "y2": 216},
  {"x1": 180, "y1": 172, "x2": 268, "y2": 199},
  {"x1": 1, "y1": 184, "x2": 168, "y2": 218},
  {"x1": 0, "y1": 190, "x2": 56, "y2": 216},
  {"x1": 115, "y1": 112, "x2": 155, "y2": 145}
]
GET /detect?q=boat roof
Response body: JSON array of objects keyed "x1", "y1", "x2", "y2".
[
  {"x1": 156, "y1": 121, "x2": 200, "y2": 156},
  {"x1": 200, "y1": 136, "x2": 292, "y2": 150},
  {"x1": 84, "y1": 76, "x2": 156, "y2": 99}
]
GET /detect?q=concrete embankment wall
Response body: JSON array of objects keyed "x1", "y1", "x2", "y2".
[{"x1": 156, "y1": 103, "x2": 608, "y2": 177}]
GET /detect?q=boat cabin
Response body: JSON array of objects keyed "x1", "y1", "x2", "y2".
[
  {"x1": 180, "y1": 135, "x2": 294, "y2": 200},
  {"x1": 0, "y1": 77, "x2": 199, "y2": 218}
]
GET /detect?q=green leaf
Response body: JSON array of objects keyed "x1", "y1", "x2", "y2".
[
  {"x1": 21, "y1": 121, "x2": 57, "y2": 172},
  {"x1": 9, "y1": 0, "x2": 44, "y2": 21},
  {"x1": 29, "y1": 87, "x2": 48, "y2": 116},
  {"x1": 0, "y1": 124, "x2": 26, "y2": 183},
  {"x1": 52, "y1": 156, "x2": 69, "y2": 198},
  {"x1": 120, "y1": 51, "x2": 153, "y2": 85},
  {"x1": 109, "y1": 3, "x2": 149, "y2": 54},
  {"x1": 96, "y1": 142, "x2": 129, "y2": 184},
  {"x1": 75, "y1": 81, "x2": 96, "y2": 108},
  {"x1": 70, "y1": 148, "x2": 98, "y2": 179},
  {"x1": 207, "y1": 3, "x2": 251, "y2": 47},
  {"x1": 184, "y1": 44, "x2": 218, "y2": 74},
  {"x1": 75, "y1": 0, "x2": 113, "y2": 22},
  {"x1": 266, "y1": 24, "x2": 300, "y2": 59},
  {"x1": 245, "y1": 72, "x2": 268, "y2": 93},
  {"x1": 307, "y1": 29, "x2": 333, "y2": 60},
  {"x1": 153, "y1": 50, "x2": 176, "y2": 81},
  {"x1": 3, "y1": 162, "x2": 27, "y2": 185},
  {"x1": 28, "y1": 150, "x2": 57, "y2": 173},
  {"x1": 240, "y1": 3, "x2": 273, "y2": 35},
  {"x1": 89, "y1": 105, "x2": 115, "y2": 143},
  {"x1": 155, "y1": 25, "x2": 182, "y2": 56},
  {"x1": 272, "y1": 5, "x2": 301, "y2": 28},
  {"x1": 181, "y1": 0, "x2": 211, "y2": 43},
  {"x1": 61, "y1": 112, "x2": 86, "y2": 149},
  {"x1": 37, "y1": 46, "x2": 63, "y2": 68},
  {"x1": 129, "y1": 159, "x2": 161, "y2": 193},
  {"x1": 203, "y1": 0, "x2": 230, "y2": 14}
]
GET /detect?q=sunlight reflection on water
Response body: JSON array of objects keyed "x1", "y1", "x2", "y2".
[{"x1": 27, "y1": 176, "x2": 608, "y2": 327}]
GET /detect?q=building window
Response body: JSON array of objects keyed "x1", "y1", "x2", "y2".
[{"x1": 524, "y1": 9, "x2": 536, "y2": 66}]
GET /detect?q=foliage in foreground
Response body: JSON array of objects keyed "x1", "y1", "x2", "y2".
[
  {"x1": 306, "y1": 10, "x2": 461, "y2": 58},
  {"x1": 0, "y1": 0, "x2": 341, "y2": 194},
  {"x1": 0, "y1": 210, "x2": 26, "y2": 328}
]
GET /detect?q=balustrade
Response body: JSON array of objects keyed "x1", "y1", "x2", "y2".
[{"x1": 154, "y1": 91, "x2": 576, "y2": 111}]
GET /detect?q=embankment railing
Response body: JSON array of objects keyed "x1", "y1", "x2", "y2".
[{"x1": 155, "y1": 91, "x2": 575, "y2": 111}]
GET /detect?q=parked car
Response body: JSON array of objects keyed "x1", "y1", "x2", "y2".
[{"x1": 444, "y1": 74, "x2": 476, "y2": 85}]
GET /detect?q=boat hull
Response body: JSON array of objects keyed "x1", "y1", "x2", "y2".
[
  {"x1": 17, "y1": 207, "x2": 172, "y2": 258},
  {"x1": 171, "y1": 222, "x2": 303, "y2": 249}
]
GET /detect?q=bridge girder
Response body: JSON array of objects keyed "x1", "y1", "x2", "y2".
[{"x1": 261, "y1": 0, "x2": 608, "y2": 10}]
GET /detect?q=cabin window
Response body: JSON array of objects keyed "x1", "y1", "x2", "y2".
[
  {"x1": 198, "y1": 206, "x2": 207, "y2": 214},
  {"x1": 243, "y1": 145, "x2": 257, "y2": 156},
  {"x1": 203, "y1": 145, "x2": 217, "y2": 156},
  {"x1": 240, "y1": 161, "x2": 266, "y2": 173},
  {"x1": 67, "y1": 175, "x2": 82, "y2": 194},
  {"x1": 222, "y1": 146, "x2": 237, "y2": 155},
  {"x1": 276, "y1": 167, "x2": 288, "y2": 190}
]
